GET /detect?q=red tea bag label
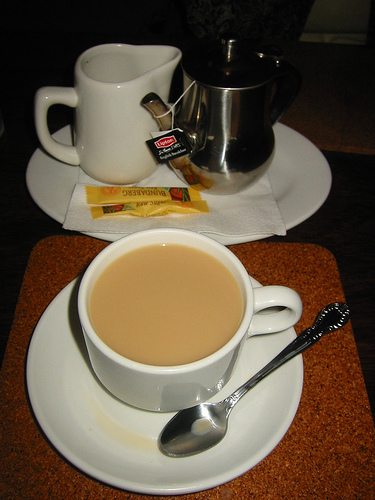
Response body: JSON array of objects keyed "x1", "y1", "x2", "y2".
[{"x1": 146, "y1": 129, "x2": 192, "y2": 164}]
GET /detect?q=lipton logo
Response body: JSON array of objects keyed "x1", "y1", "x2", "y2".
[{"x1": 155, "y1": 135, "x2": 177, "y2": 149}]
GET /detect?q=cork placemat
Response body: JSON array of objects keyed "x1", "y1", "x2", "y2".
[{"x1": 0, "y1": 236, "x2": 374, "y2": 499}]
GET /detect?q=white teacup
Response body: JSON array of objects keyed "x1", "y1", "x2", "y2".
[
  {"x1": 34, "y1": 43, "x2": 181, "y2": 184},
  {"x1": 78, "y1": 229, "x2": 302, "y2": 412}
]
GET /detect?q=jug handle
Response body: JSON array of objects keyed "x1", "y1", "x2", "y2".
[{"x1": 269, "y1": 63, "x2": 301, "y2": 124}]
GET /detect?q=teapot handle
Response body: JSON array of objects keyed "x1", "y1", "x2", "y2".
[
  {"x1": 254, "y1": 45, "x2": 301, "y2": 124},
  {"x1": 270, "y1": 63, "x2": 301, "y2": 124}
]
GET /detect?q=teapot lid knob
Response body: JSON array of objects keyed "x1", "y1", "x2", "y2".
[{"x1": 221, "y1": 34, "x2": 240, "y2": 62}]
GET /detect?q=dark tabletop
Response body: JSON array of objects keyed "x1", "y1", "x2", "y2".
[{"x1": 0, "y1": 28, "x2": 374, "y2": 426}]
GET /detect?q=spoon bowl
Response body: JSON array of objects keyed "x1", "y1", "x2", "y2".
[
  {"x1": 159, "y1": 302, "x2": 350, "y2": 457},
  {"x1": 160, "y1": 402, "x2": 228, "y2": 457}
]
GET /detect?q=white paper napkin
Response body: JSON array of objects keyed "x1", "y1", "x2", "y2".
[{"x1": 63, "y1": 164, "x2": 286, "y2": 238}]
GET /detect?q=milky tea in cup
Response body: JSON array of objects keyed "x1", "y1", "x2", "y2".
[
  {"x1": 78, "y1": 229, "x2": 302, "y2": 412},
  {"x1": 89, "y1": 243, "x2": 244, "y2": 366}
]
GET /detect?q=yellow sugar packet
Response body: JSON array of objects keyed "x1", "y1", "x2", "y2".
[
  {"x1": 90, "y1": 200, "x2": 209, "y2": 219},
  {"x1": 86, "y1": 186, "x2": 202, "y2": 205}
]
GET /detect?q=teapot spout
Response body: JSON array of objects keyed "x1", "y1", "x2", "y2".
[
  {"x1": 142, "y1": 92, "x2": 172, "y2": 131},
  {"x1": 142, "y1": 92, "x2": 214, "y2": 192}
]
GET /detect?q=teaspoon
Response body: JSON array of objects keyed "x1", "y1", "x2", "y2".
[{"x1": 159, "y1": 302, "x2": 350, "y2": 457}]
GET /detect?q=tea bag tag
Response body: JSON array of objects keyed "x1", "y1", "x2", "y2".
[{"x1": 146, "y1": 129, "x2": 192, "y2": 164}]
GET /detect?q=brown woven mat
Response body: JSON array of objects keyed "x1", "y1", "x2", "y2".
[{"x1": 0, "y1": 236, "x2": 374, "y2": 499}]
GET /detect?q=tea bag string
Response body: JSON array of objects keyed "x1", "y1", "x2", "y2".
[{"x1": 154, "y1": 80, "x2": 196, "y2": 129}]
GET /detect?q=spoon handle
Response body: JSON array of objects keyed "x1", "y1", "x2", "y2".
[{"x1": 227, "y1": 303, "x2": 350, "y2": 409}]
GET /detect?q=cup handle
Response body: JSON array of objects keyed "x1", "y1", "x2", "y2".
[
  {"x1": 34, "y1": 86, "x2": 80, "y2": 165},
  {"x1": 248, "y1": 285, "x2": 302, "y2": 336}
]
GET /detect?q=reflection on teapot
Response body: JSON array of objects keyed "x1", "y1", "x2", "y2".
[{"x1": 142, "y1": 36, "x2": 301, "y2": 195}]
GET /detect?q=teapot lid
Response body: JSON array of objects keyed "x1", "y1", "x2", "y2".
[{"x1": 182, "y1": 35, "x2": 283, "y2": 89}]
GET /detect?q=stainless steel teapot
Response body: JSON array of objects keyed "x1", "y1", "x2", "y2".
[{"x1": 142, "y1": 36, "x2": 301, "y2": 195}]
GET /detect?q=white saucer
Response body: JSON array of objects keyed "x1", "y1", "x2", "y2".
[
  {"x1": 26, "y1": 123, "x2": 331, "y2": 244},
  {"x1": 26, "y1": 277, "x2": 303, "y2": 495}
]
